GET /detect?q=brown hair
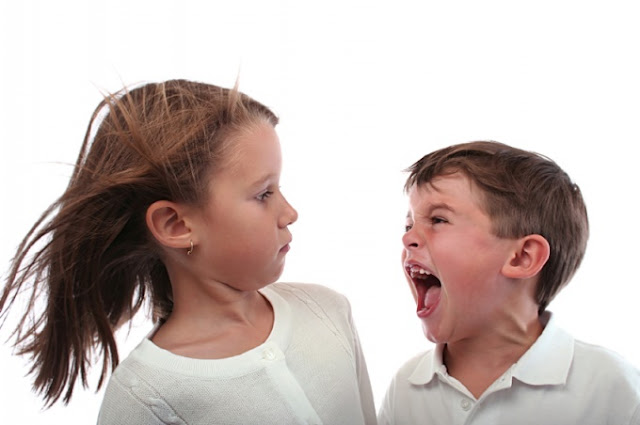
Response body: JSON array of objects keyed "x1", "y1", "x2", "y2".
[
  {"x1": 0, "y1": 79, "x2": 278, "y2": 406},
  {"x1": 405, "y1": 141, "x2": 589, "y2": 314}
]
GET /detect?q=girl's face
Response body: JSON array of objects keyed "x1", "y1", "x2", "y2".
[{"x1": 189, "y1": 121, "x2": 298, "y2": 291}]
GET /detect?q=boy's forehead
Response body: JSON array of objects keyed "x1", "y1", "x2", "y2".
[
  {"x1": 407, "y1": 172, "x2": 486, "y2": 212},
  {"x1": 410, "y1": 172, "x2": 474, "y2": 196}
]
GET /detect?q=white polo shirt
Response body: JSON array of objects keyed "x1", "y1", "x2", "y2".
[{"x1": 378, "y1": 312, "x2": 640, "y2": 425}]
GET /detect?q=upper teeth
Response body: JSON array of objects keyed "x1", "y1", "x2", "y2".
[{"x1": 409, "y1": 265, "x2": 430, "y2": 278}]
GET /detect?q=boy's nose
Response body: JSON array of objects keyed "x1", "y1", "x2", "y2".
[{"x1": 402, "y1": 228, "x2": 420, "y2": 249}]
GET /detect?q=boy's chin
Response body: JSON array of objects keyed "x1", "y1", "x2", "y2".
[{"x1": 421, "y1": 321, "x2": 446, "y2": 344}]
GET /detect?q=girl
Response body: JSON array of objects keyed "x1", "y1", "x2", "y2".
[{"x1": 0, "y1": 80, "x2": 376, "y2": 424}]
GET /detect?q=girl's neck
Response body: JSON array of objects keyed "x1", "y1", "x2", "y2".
[
  {"x1": 443, "y1": 312, "x2": 543, "y2": 399},
  {"x1": 151, "y1": 272, "x2": 275, "y2": 359}
]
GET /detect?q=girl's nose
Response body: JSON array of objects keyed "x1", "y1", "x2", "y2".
[{"x1": 279, "y1": 195, "x2": 298, "y2": 228}]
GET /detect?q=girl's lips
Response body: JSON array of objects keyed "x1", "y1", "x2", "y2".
[{"x1": 279, "y1": 243, "x2": 290, "y2": 254}]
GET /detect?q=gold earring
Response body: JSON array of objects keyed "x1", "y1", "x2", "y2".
[{"x1": 187, "y1": 240, "x2": 194, "y2": 255}]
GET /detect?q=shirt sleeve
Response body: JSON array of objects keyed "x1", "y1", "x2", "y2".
[
  {"x1": 377, "y1": 375, "x2": 396, "y2": 425},
  {"x1": 630, "y1": 402, "x2": 640, "y2": 425}
]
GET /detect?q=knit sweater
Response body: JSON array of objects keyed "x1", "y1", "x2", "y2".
[{"x1": 97, "y1": 282, "x2": 377, "y2": 425}]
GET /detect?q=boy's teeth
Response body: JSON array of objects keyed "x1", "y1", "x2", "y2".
[{"x1": 409, "y1": 265, "x2": 431, "y2": 278}]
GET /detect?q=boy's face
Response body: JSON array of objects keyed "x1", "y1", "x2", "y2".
[{"x1": 403, "y1": 172, "x2": 520, "y2": 344}]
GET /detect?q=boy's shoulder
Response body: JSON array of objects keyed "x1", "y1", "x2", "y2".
[
  {"x1": 572, "y1": 338, "x2": 640, "y2": 385},
  {"x1": 389, "y1": 348, "x2": 438, "y2": 386}
]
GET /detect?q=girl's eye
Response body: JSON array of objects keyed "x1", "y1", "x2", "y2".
[
  {"x1": 256, "y1": 191, "x2": 274, "y2": 201},
  {"x1": 431, "y1": 216, "x2": 447, "y2": 225},
  {"x1": 405, "y1": 224, "x2": 413, "y2": 232}
]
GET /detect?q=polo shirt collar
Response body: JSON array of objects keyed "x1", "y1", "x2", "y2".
[
  {"x1": 511, "y1": 311, "x2": 574, "y2": 385},
  {"x1": 407, "y1": 311, "x2": 574, "y2": 387},
  {"x1": 408, "y1": 343, "x2": 445, "y2": 385}
]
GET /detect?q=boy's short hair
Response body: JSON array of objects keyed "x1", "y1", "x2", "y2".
[{"x1": 405, "y1": 141, "x2": 589, "y2": 313}]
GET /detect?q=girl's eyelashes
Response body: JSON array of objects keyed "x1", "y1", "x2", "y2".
[{"x1": 256, "y1": 190, "x2": 274, "y2": 201}]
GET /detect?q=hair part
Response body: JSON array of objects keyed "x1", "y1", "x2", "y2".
[
  {"x1": 405, "y1": 141, "x2": 589, "y2": 313},
  {"x1": 0, "y1": 79, "x2": 278, "y2": 406}
]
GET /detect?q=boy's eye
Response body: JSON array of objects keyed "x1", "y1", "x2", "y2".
[
  {"x1": 256, "y1": 191, "x2": 274, "y2": 201},
  {"x1": 405, "y1": 224, "x2": 413, "y2": 232},
  {"x1": 431, "y1": 216, "x2": 447, "y2": 225}
]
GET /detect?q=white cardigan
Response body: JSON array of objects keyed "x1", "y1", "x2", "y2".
[{"x1": 98, "y1": 282, "x2": 377, "y2": 425}]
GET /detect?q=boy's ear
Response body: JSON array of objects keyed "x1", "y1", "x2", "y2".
[
  {"x1": 145, "y1": 200, "x2": 193, "y2": 250},
  {"x1": 502, "y1": 234, "x2": 550, "y2": 279}
]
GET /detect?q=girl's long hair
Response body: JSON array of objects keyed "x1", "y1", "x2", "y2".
[{"x1": 0, "y1": 79, "x2": 278, "y2": 406}]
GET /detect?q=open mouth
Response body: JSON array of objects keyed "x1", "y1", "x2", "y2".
[{"x1": 407, "y1": 265, "x2": 442, "y2": 317}]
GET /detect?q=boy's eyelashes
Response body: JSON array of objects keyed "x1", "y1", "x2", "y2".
[{"x1": 404, "y1": 216, "x2": 448, "y2": 232}]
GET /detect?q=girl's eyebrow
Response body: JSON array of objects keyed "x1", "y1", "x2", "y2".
[{"x1": 249, "y1": 173, "x2": 278, "y2": 190}]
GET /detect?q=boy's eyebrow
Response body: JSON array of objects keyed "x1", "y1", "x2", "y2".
[
  {"x1": 408, "y1": 203, "x2": 456, "y2": 221},
  {"x1": 421, "y1": 203, "x2": 455, "y2": 216},
  {"x1": 429, "y1": 202, "x2": 454, "y2": 211}
]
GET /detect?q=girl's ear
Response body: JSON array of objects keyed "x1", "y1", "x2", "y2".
[
  {"x1": 502, "y1": 234, "x2": 550, "y2": 279},
  {"x1": 145, "y1": 200, "x2": 193, "y2": 250}
]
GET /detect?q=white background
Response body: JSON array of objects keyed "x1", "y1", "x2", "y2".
[{"x1": 1, "y1": 0, "x2": 639, "y2": 423}]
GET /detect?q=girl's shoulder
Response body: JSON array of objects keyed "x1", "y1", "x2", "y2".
[
  {"x1": 267, "y1": 282, "x2": 354, "y2": 319},
  {"x1": 268, "y1": 282, "x2": 350, "y2": 306}
]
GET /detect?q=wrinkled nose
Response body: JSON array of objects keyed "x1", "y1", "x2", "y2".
[{"x1": 402, "y1": 227, "x2": 420, "y2": 250}]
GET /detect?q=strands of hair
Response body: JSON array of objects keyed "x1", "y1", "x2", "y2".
[{"x1": 0, "y1": 79, "x2": 278, "y2": 406}]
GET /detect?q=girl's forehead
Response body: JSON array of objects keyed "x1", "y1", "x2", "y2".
[
  {"x1": 217, "y1": 122, "x2": 281, "y2": 172},
  {"x1": 209, "y1": 122, "x2": 282, "y2": 188}
]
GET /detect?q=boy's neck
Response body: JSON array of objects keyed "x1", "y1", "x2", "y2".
[{"x1": 443, "y1": 312, "x2": 543, "y2": 399}]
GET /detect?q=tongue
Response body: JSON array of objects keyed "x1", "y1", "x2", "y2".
[{"x1": 423, "y1": 285, "x2": 441, "y2": 309}]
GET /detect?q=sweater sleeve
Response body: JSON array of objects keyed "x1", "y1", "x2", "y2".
[
  {"x1": 97, "y1": 368, "x2": 185, "y2": 425},
  {"x1": 347, "y1": 301, "x2": 378, "y2": 425}
]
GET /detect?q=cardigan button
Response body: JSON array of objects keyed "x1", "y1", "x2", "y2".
[{"x1": 263, "y1": 348, "x2": 276, "y2": 361}]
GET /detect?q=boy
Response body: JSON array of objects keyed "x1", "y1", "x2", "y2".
[{"x1": 378, "y1": 141, "x2": 640, "y2": 424}]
